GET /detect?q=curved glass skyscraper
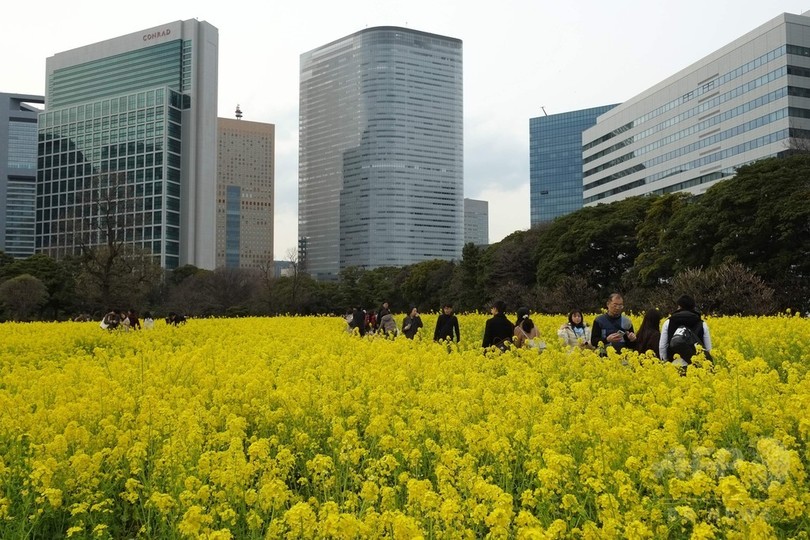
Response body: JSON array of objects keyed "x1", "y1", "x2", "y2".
[{"x1": 299, "y1": 27, "x2": 463, "y2": 280}]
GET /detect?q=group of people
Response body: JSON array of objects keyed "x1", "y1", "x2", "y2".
[
  {"x1": 564, "y1": 292, "x2": 711, "y2": 365},
  {"x1": 483, "y1": 293, "x2": 711, "y2": 364},
  {"x1": 346, "y1": 302, "x2": 401, "y2": 337},
  {"x1": 481, "y1": 300, "x2": 544, "y2": 351},
  {"x1": 346, "y1": 302, "x2": 462, "y2": 342},
  {"x1": 100, "y1": 309, "x2": 151, "y2": 331},
  {"x1": 347, "y1": 292, "x2": 710, "y2": 367},
  {"x1": 99, "y1": 309, "x2": 187, "y2": 330}
]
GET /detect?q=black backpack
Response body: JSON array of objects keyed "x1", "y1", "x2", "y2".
[{"x1": 668, "y1": 325, "x2": 700, "y2": 362}]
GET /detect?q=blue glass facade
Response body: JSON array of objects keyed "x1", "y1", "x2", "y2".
[
  {"x1": 224, "y1": 185, "x2": 241, "y2": 268},
  {"x1": 37, "y1": 87, "x2": 184, "y2": 268},
  {"x1": 36, "y1": 20, "x2": 219, "y2": 270},
  {"x1": 529, "y1": 105, "x2": 617, "y2": 226},
  {"x1": 1, "y1": 93, "x2": 43, "y2": 258}
]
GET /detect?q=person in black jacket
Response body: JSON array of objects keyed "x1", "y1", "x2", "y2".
[
  {"x1": 434, "y1": 303, "x2": 461, "y2": 342},
  {"x1": 482, "y1": 300, "x2": 515, "y2": 350},
  {"x1": 350, "y1": 307, "x2": 366, "y2": 337},
  {"x1": 402, "y1": 306, "x2": 424, "y2": 339},
  {"x1": 166, "y1": 312, "x2": 187, "y2": 326},
  {"x1": 659, "y1": 295, "x2": 712, "y2": 364}
]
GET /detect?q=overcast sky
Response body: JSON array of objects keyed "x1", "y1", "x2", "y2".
[{"x1": 2, "y1": 0, "x2": 804, "y2": 259}]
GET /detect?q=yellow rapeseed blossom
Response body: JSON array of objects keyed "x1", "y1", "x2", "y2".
[{"x1": 0, "y1": 314, "x2": 808, "y2": 537}]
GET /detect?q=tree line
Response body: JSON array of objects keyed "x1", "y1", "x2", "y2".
[{"x1": 1, "y1": 153, "x2": 807, "y2": 321}]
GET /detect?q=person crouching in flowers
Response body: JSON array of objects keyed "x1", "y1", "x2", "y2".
[
  {"x1": 513, "y1": 307, "x2": 544, "y2": 350},
  {"x1": 100, "y1": 309, "x2": 120, "y2": 330},
  {"x1": 378, "y1": 312, "x2": 399, "y2": 338},
  {"x1": 558, "y1": 309, "x2": 593, "y2": 350}
]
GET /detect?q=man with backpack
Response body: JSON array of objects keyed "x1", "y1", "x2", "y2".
[{"x1": 659, "y1": 295, "x2": 712, "y2": 366}]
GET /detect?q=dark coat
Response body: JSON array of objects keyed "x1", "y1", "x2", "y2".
[
  {"x1": 482, "y1": 313, "x2": 515, "y2": 348},
  {"x1": 434, "y1": 313, "x2": 460, "y2": 342},
  {"x1": 402, "y1": 315, "x2": 423, "y2": 339}
]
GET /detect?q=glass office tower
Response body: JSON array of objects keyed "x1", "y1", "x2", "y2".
[
  {"x1": 464, "y1": 198, "x2": 489, "y2": 246},
  {"x1": 1, "y1": 93, "x2": 43, "y2": 258},
  {"x1": 529, "y1": 105, "x2": 618, "y2": 226},
  {"x1": 299, "y1": 27, "x2": 463, "y2": 279},
  {"x1": 37, "y1": 20, "x2": 218, "y2": 269},
  {"x1": 583, "y1": 12, "x2": 810, "y2": 205}
]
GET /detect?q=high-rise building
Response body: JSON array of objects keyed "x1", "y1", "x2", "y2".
[
  {"x1": 1, "y1": 93, "x2": 43, "y2": 258},
  {"x1": 582, "y1": 11, "x2": 810, "y2": 206},
  {"x1": 299, "y1": 26, "x2": 463, "y2": 280},
  {"x1": 464, "y1": 198, "x2": 488, "y2": 246},
  {"x1": 37, "y1": 20, "x2": 218, "y2": 269},
  {"x1": 529, "y1": 105, "x2": 618, "y2": 226},
  {"x1": 216, "y1": 116, "x2": 274, "y2": 269}
]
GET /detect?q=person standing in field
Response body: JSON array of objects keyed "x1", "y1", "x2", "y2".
[
  {"x1": 659, "y1": 295, "x2": 712, "y2": 365},
  {"x1": 378, "y1": 312, "x2": 398, "y2": 338},
  {"x1": 402, "y1": 306, "x2": 424, "y2": 339},
  {"x1": 142, "y1": 311, "x2": 155, "y2": 329},
  {"x1": 635, "y1": 308, "x2": 662, "y2": 358},
  {"x1": 433, "y1": 303, "x2": 461, "y2": 342},
  {"x1": 482, "y1": 300, "x2": 515, "y2": 351},
  {"x1": 375, "y1": 301, "x2": 390, "y2": 333},
  {"x1": 350, "y1": 307, "x2": 366, "y2": 337},
  {"x1": 100, "y1": 310, "x2": 120, "y2": 330},
  {"x1": 127, "y1": 309, "x2": 141, "y2": 330}
]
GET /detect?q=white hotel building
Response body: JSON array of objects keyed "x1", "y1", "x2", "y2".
[{"x1": 583, "y1": 12, "x2": 810, "y2": 205}]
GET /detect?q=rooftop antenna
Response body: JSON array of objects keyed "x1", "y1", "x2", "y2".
[
  {"x1": 235, "y1": 104, "x2": 243, "y2": 120},
  {"x1": 541, "y1": 106, "x2": 548, "y2": 116}
]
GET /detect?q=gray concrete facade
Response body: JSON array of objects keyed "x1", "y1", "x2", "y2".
[{"x1": 216, "y1": 117, "x2": 275, "y2": 269}]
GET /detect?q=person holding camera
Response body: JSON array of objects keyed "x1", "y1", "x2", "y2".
[{"x1": 590, "y1": 293, "x2": 637, "y2": 355}]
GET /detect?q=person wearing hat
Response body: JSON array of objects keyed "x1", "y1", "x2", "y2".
[{"x1": 482, "y1": 300, "x2": 515, "y2": 350}]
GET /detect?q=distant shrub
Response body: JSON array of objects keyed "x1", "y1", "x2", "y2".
[{"x1": 652, "y1": 262, "x2": 776, "y2": 316}]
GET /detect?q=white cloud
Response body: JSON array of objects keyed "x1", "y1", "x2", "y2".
[{"x1": 273, "y1": 204, "x2": 298, "y2": 261}]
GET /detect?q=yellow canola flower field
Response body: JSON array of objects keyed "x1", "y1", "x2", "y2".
[{"x1": 1, "y1": 314, "x2": 810, "y2": 539}]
